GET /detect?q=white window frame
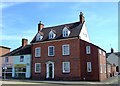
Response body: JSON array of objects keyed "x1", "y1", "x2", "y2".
[
  {"x1": 48, "y1": 46, "x2": 55, "y2": 56},
  {"x1": 35, "y1": 47, "x2": 41, "y2": 57},
  {"x1": 99, "y1": 49, "x2": 101, "y2": 54},
  {"x1": 103, "y1": 52, "x2": 106, "y2": 56},
  {"x1": 20, "y1": 56, "x2": 24, "y2": 62},
  {"x1": 5, "y1": 57, "x2": 9, "y2": 63},
  {"x1": 86, "y1": 46, "x2": 91, "y2": 54},
  {"x1": 49, "y1": 31, "x2": 56, "y2": 39},
  {"x1": 63, "y1": 27, "x2": 70, "y2": 37},
  {"x1": 104, "y1": 64, "x2": 106, "y2": 73},
  {"x1": 35, "y1": 63, "x2": 41, "y2": 73},
  {"x1": 36, "y1": 34, "x2": 43, "y2": 41},
  {"x1": 100, "y1": 64, "x2": 102, "y2": 73},
  {"x1": 62, "y1": 62, "x2": 70, "y2": 73},
  {"x1": 62, "y1": 44, "x2": 70, "y2": 55},
  {"x1": 87, "y1": 62, "x2": 92, "y2": 72}
]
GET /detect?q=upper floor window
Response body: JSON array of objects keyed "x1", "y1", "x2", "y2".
[
  {"x1": 86, "y1": 46, "x2": 91, "y2": 54},
  {"x1": 99, "y1": 49, "x2": 101, "y2": 54},
  {"x1": 35, "y1": 47, "x2": 41, "y2": 57},
  {"x1": 36, "y1": 33, "x2": 43, "y2": 41},
  {"x1": 62, "y1": 44, "x2": 70, "y2": 55},
  {"x1": 104, "y1": 64, "x2": 106, "y2": 73},
  {"x1": 5, "y1": 57, "x2": 9, "y2": 63},
  {"x1": 20, "y1": 56, "x2": 24, "y2": 62},
  {"x1": 35, "y1": 63, "x2": 41, "y2": 73},
  {"x1": 87, "y1": 62, "x2": 92, "y2": 72},
  {"x1": 62, "y1": 62, "x2": 70, "y2": 73},
  {"x1": 103, "y1": 52, "x2": 106, "y2": 56},
  {"x1": 49, "y1": 30, "x2": 56, "y2": 39},
  {"x1": 48, "y1": 46, "x2": 55, "y2": 56},
  {"x1": 100, "y1": 64, "x2": 102, "y2": 73},
  {"x1": 62, "y1": 27, "x2": 70, "y2": 37}
]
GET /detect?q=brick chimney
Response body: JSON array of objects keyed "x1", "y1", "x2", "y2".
[
  {"x1": 111, "y1": 48, "x2": 114, "y2": 53},
  {"x1": 22, "y1": 38, "x2": 28, "y2": 47},
  {"x1": 38, "y1": 21, "x2": 44, "y2": 32},
  {"x1": 79, "y1": 12, "x2": 85, "y2": 23}
]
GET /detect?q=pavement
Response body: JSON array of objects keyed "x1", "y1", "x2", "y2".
[{"x1": 1, "y1": 75, "x2": 120, "y2": 85}]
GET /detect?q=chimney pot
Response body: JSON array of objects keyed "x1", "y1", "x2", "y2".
[
  {"x1": 79, "y1": 12, "x2": 85, "y2": 23},
  {"x1": 111, "y1": 48, "x2": 114, "y2": 53},
  {"x1": 22, "y1": 38, "x2": 28, "y2": 47},
  {"x1": 38, "y1": 21, "x2": 44, "y2": 32}
]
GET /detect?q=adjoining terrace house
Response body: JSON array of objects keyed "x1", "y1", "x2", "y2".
[
  {"x1": 107, "y1": 48, "x2": 120, "y2": 74},
  {"x1": 0, "y1": 46, "x2": 10, "y2": 78},
  {"x1": 2, "y1": 39, "x2": 31, "y2": 79},
  {"x1": 31, "y1": 12, "x2": 107, "y2": 81}
]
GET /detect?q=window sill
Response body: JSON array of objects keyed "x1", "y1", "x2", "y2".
[
  {"x1": 62, "y1": 54, "x2": 70, "y2": 56},
  {"x1": 62, "y1": 72, "x2": 70, "y2": 74},
  {"x1": 35, "y1": 72, "x2": 41, "y2": 74},
  {"x1": 48, "y1": 55, "x2": 55, "y2": 57},
  {"x1": 35, "y1": 56, "x2": 40, "y2": 58}
]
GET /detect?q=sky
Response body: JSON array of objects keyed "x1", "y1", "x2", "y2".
[{"x1": 0, "y1": 2, "x2": 118, "y2": 53}]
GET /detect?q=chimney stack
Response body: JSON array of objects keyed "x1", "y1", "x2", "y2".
[
  {"x1": 79, "y1": 12, "x2": 85, "y2": 23},
  {"x1": 111, "y1": 48, "x2": 114, "y2": 53},
  {"x1": 38, "y1": 21, "x2": 44, "y2": 32},
  {"x1": 22, "y1": 38, "x2": 28, "y2": 47}
]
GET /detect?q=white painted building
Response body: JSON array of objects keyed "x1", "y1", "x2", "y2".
[
  {"x1": 107, "y1": 49, "x2": 120, "y2": 72},
  {"x1": 12, "y1": 54, "x2": 31, "y2": 78}
]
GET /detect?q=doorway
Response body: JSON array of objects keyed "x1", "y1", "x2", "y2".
[{"x1": 46, "y1": 61, "x2": 54, "y2": 79}]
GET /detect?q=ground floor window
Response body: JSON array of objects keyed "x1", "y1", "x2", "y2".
[
  {"x1": 62, "y1": 62, "x2": 70, "y2": 73},
  {"x1": 35, "y1": 63, "x2": 41, "y2": 73},
  {"x1": 87, "y1": 62, "x2": 92, "y2": 72},
  {"x1": 14, "y1": 67, "x2": 26, "y2": 78},
  {"x1": 2, "y1": 67, "x2": 12, "y2": 79}
]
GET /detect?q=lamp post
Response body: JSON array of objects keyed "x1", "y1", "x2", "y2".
[{"x1": 3, "y1": 66, "x2": 7, "y2": 79}]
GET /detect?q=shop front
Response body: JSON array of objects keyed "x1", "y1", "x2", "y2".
[
  {"x1": 2, "y1": 64, "x2": 12, "y2": 79},
  {"x1": 14, "y1": 64, "x2": 26, "y2": 79}
]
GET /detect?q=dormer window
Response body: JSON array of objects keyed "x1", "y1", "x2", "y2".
[
  {"x1": 49, "y1": 30, "x2": 56, "y2": 39},
  {"x1": 36, "y1": 33, "x2": 43, "y2": 41},
  {"x1": 63, "y1": 27, "x2": 70, "y2": 37}
]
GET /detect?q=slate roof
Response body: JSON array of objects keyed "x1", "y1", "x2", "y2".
[
  {"x1": 31, "y1": 21, "x2": 83, "y2": 43},
  {"x1": 106, "y1": 52, "x2": 120, "y2": 58},
  {"x1": 2, "y1": 45, "x2": 31, "y2": 57}
]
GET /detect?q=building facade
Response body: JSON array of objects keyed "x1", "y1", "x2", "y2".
[
  {"x1": 0, "y1": 46, "x2": 10, "y2": 78},
  {"x1": 12, "y1": 54, "x2": 31, "y2": 79},
  {"x1": 31, "y1": 12, "x2": 107, "y2": 81},
  {"x1": 2, "y1": 39, "x2": 31, "y2": 79}
]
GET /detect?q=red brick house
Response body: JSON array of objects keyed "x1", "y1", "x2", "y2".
[{"x1": 31, "y1": 12, "x2": 107, "y2": 81}]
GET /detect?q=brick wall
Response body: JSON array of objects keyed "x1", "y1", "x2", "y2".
[
  {"x1": 31, "y1": 38, "x2": 82, "y2": 80},
  {"x1": 80, "y1": 39, "x2": 100, "y2": 81}
]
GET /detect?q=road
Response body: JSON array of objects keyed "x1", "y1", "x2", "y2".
[{"x1": 1, "y1": 75, "x2": 119, "y2": 86}]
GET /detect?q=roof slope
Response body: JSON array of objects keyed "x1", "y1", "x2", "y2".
[
  {"x1": 2, "y1": 45, "x2": 31, "y2": 57},
  {"x1": 106, "y1": 52, "x2": 120, "y2": 58},
  {"x1": 31, "y1": 21, "x2": 83, "y2": 43}
]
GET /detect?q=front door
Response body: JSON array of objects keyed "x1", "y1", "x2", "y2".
[
  {"x1": 49, "y1": 63, "x2": 52, "y2": 79},
  {"x1": 46, "y1": 61, "x2": 54, "y2": 79}
]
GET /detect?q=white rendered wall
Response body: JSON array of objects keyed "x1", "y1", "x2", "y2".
[{"x1": 79, "y1": 22, "x2": 90, "y2": 42}]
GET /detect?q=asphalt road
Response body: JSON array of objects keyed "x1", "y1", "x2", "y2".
[{"x1": 1, "y1": 75, "x2": 120, "y2": 86}]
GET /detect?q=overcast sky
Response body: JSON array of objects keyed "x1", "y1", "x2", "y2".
[{"x1": 0, "y1": 2, "x2": 118, "y2": 52}]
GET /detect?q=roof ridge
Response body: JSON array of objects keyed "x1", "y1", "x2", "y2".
[{"x1": 43, "y1": 21, "x2": 80, "y2": 29}]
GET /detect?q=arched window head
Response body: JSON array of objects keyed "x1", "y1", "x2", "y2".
[
  {"x1": 49, "y1": 30, "x2": 56, "y2": 39},
  {"x1": 36, "y1": 33, "x2": 43, "y2": 41},
  {"x1": 62, "y1": 27, "x2": 70, "y2": 37}
]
